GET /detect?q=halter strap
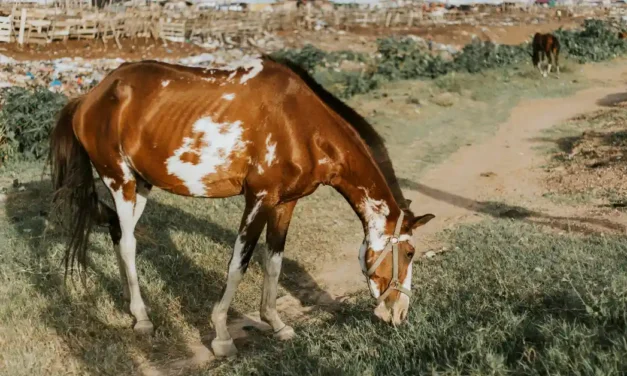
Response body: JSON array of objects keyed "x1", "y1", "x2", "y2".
[{"x1": 364, "y1": 210, "x2": 412, "y2": 304}]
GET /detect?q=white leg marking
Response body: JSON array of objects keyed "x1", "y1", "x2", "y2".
[
  {"x1": 260, "y1": 251, "x2": 288, "y2": 332},
  {"x1": 103, "y1": 173, "x2": 151, "y2": 332},
  {"x1": 114, "y1": 244, "x2": 130, "y2": 300},
  {"x1": 212, "y1": 234, "x2": 246, "y2": 341},
  {"x1": 133, "y1": 182, "x2": 150, "y2": 227},
  {"x1": 116, "y1": 197, "x2": 150, "y2": 324},
  {"x1": 212, "y1": 194, "x2": 265, "y2": 342}
]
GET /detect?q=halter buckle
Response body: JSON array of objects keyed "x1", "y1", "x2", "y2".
[{"x1": 390, "y1": 236, "x2": 399, "y2": 244}]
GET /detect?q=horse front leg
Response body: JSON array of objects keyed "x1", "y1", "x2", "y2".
[
  {"x1": 211, "y1": 191, "x2": 268, "y2": 357},
  {"x1": 260, "y1": 201, "x2": 297, "y2": 341}
]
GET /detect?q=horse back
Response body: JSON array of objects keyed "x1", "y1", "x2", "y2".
[{"x1": 72, "y1": 59, "x2": 339, "y2": 199}]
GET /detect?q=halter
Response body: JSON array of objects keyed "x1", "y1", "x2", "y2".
[{"x1": 363, "y1": 210, "x2": 412, "y2": 304}]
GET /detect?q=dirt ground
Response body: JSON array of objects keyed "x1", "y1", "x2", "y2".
[{"x1": 280, "y1": 18, "x2": 582, "y2": 53}]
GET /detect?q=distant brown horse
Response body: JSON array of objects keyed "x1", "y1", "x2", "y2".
[
  {"x1": 49, "y1": 56, "x2": 435, "y2": 357},
  {"x1": 618, "y1": 31, "x2": 627, "y2": 40},
  {"x1": 532, "y1": 32, "x2": 560, "y2": 78}
]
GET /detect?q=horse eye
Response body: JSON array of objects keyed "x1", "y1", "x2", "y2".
[{"x1": 407, "y1": 251, "x2": 415, "y2": 259}]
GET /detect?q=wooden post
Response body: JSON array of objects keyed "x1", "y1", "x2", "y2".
[{"x1": 18, "y1": 8, "x2": 26, "y2": 45}]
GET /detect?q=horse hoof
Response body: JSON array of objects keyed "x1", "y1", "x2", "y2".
[
  {"x1": 134, "y1": 320, "x2": 154, "y2": 335},
  {"x1": 274, "y1": 325, "x2": 296, "y2": 341},
  {"x1": 211, "y1": 338, "x2": 238, "y2": 358}
]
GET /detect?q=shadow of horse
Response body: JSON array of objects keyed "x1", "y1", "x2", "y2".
[
  {"x1": 596, "y1": 92, "x2": 627, "y2": 107},
  {"x1": 399, "y1": 179, "x2": 625, "y2": 234},
  {"x1": 5, "y1": 177, "x2": 341, "y2": 373}
]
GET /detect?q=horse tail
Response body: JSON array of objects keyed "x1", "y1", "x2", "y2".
[{"x1": 49, "y1": 96, "x2": 97, "y2": 282}]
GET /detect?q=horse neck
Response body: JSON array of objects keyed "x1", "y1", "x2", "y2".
[{"x1": 330, "y1": 137, "x2": 402, "y2": 251}]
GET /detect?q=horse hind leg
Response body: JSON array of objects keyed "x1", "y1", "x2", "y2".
[
  {"x1": 94, "y1": 200, "x2": 130, "y2": 300},
  {"x1": 211, "y1": 191, "x2": 269, "y2": 357},
  {"x1": 99, "y1": 163, "x2": 153, "y2": 335},
  {"x1": 260, "y1": 201, "x2": 297, "y2": 341}
]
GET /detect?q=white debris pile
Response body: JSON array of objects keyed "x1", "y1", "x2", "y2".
[{"x1": 0, "y1": 50, "x2": 263, "y2": 97}]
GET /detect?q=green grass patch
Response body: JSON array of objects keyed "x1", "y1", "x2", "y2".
[{"x1": 217, "y1": 219, "x2": 627, "y2": 375}]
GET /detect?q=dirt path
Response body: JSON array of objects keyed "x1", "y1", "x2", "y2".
[
  {"x1": 405, "y1": 65, "x2": 627, "y2": 238},
  {"x1": 145, "y1": 61, "x2": 627, "y2": 374}
]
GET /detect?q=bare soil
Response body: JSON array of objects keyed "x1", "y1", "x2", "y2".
[{"x1": 543, "y1": 107, "x2": 627, "y2": 207}]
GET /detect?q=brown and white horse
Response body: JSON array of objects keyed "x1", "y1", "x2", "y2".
[
  {"x1": 49, "y1": 56, "x2": 434, "y2": 357},
  {"x1": 532, "y1": 32, "x2": 560, "y2": 78}
]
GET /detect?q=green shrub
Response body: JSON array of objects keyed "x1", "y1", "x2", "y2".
[
  {"x1": 0, "y1": 87, "x2": 67, "y2": 162},
  {"x1": 453, "y1": 40, "x2": 529, "y2": 73},
  {"x1": 556, "y1": 19, "x2": 627, "y2": 63}
]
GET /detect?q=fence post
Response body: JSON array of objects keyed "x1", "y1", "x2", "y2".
[{"x1": 18, "y1": 8, "x2": 26, "y2": 45}]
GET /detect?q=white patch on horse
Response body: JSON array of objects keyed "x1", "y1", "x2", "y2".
[
  {"x1": 222, "y1": 56, "x2": 264, "y2": 85},
  {"x1": 166, "y1": 117, "x2": 246, "y2": 196},
  {"x1": 229, "y1": 236, "x2": 245, "y2": 273},
  {"x1": 102, "y1": 176, "x2": 128, "y2": 205},
  {"x1": 161, "y1": 80, "x2": 170, "y2": 87},
  {"x1": 399, "y1": 234, "x2": 412, "y2": 242},
  {"x1": 318, "y1": 157, "x2": 330, "y2": 165},
  {"x1": 360, "y1": 190, "x2": 390, "y2": 252},
  {"x1": 119, "y1": 160, "x2": 133, "y2": 184},
  {"x1": 222, "y1": 93, "x2": 235, "y2": 101},
  {"x1": 245, "y1": 191, "x2": 267, "y2": 226},
  {"x1": 202, "y1": 77, "x2": 216, "y2": 83},
  {"x1": 368, "y1": 279, "x2": 381, "y2": 299},
  {"x1": 264, "y1": 135, "x2": 277, "y2": 167},
  {"x1": 257, "y1": 164, "x2": 264, "y2": 174},
  {"x1": 402, "y1": 262, "x2": 412, "y2": 291},
  {"x1": 239, "y1": 58, "x2": 264, "y2": 84}
]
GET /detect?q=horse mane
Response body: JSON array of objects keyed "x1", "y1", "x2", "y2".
[{"x1": 264, "y1": 55, "x2": 410, "y2": 211}]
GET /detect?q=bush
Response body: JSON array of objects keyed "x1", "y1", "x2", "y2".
[
  {"x1": 375, "y1": 37, "x2": 452, "y2": 80},
  {"x1": 0, "y1": 87, "x2": 67, "y2": 162},
  {"x1": 453, "y1": 40, "x2": 529, "y2": 73},
  {"x1": 555, "y1": 19, "x2": 627, "y2": 63}
]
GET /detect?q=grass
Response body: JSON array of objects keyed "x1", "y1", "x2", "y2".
[
  {"x1": 211, "y1": 219, "x2": 627, "y2": 375},
  {"x1": 0, "y1": 62, "x2": 603, "y2": 375},
  {"x1": 349, "y1": 62, "x2": 586, "y2": 183}
]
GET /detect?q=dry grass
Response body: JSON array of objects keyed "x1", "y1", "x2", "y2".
[{"x1": 538, "y1": 107, "x2": 627, "y2": 207}]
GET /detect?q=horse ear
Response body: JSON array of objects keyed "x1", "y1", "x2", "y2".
[{"x1": 411, "y1": 213, "x2": 435, "y2": 229}]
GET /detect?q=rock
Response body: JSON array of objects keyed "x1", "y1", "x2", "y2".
[
  {"x1": 425, "y1": 251, "x2": 436, "y2": 259},
  {"x1": 431, "y1": 92, "x2": 456, "y2": 107}
]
